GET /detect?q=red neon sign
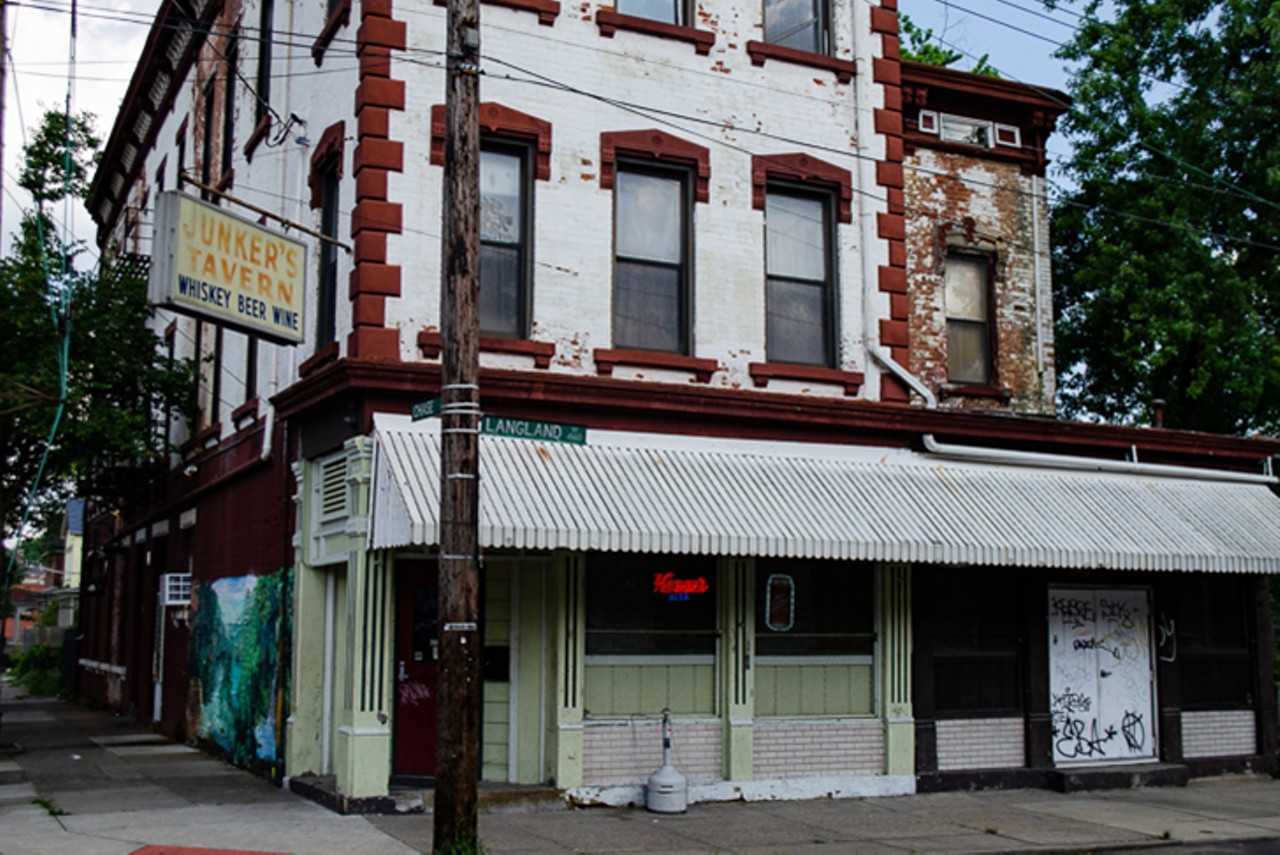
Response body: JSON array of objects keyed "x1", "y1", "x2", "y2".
[{"x1": 653, "y1": 572, "x2": 709, "y2": 601}]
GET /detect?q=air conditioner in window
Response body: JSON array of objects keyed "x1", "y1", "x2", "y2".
[{"x1": 161, "y1": 573, "x2": 193, "y2": 606}]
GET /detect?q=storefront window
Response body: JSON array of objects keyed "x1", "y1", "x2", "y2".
[
  {"x1": 755, "y1": 560, "x2": 873, "y2": 658},
  {"x1": 586, "y1": 553, "x2": 717, "y2": 656}
]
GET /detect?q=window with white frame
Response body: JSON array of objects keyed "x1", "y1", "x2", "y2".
[{"x1": 764, "y1": 0, "x2": 829, "y2": 53}]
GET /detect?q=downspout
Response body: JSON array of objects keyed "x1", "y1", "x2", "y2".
[
  {"x1": 921, "y1": 434, "x2": 1278, "y2": 485},
  {"x1": 851, "y1": 14, "x2": 936, "y2": 410}
]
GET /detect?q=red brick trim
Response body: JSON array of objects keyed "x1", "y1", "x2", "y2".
[
  {"x1": 433, "y1": 0, "x2": 560, "y2": 26},
  {"x1": 351, "y1": 200, "x2": 402, "y2": 235},
  {"x1": 745, "y1": 41, "x2": 855, "y2": 84},
  {"x1": 347, "y1": 327, "x2": 401, "y2": 361},
  {"x1": 419, "y1": 330, "x2": 556, "y2": 368},
  {"x1": 357, "y1": 16, "x2": 405, "y2": 50},
  {"x1": 349, "y1": 263, "x2": 402, "y2": 297},
  {"x1": 747, "y1": 362, "x2": 864, "y2": 396},
  {"x1": 355, "y1": 138, "x2": 404, "y2": 173},
  {"x1": 300, "y1": 341, "x2": 340, "y2": 377},
  {"x1": 594, "y1": 348, "x2": 718, "y2": 382},
  {"x1": 600, "y1": 129, "x2": 711, "y2": 203},
  {"x1": 871, "y1": 2, "x2": 910, "y2": 400},
  {"x1": 356, "y1": 77, "x2": 405, "y2": 112},
  {"x1": 751, "y1": 152, "x2": 852, "y2": 223},
  {"x1": 308, "y1": 121, "x2": 345, "y2": 209},
  {"x1": 430, "y1": 103, "x2": 553, "y2": 180},
  {"x1": 312, "y1": 0, "x2": 352, "y2": 66},
  {"x1": 595, "y1": 10, "x2": 715, "y2": 55}
]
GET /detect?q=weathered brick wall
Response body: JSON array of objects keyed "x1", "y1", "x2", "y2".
[
  {"x1": 753, "y1": 719, "x2": 884, "y2": 777},
  {"x1": 385, "y1": 0, "x2": 887, "y2": 397},
  {"x1": 935, "y1": 717, "x2": 1025, "y2": 770},
  {"x1": 1182, "y1": 710, "x2": 1256, "y2": 758},
  {"x1": 583, "y1": 718, "x2": 722, "y2": 785},
  {"x1": 903, "y1": 148, "x2": 1055, "y2": 414}
]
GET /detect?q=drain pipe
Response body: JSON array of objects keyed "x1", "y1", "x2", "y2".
[
  {"x1": 851, "y1": 29, "x2": 936, "y2": 410},
  {"x1": 921, "y1": 434, "x2": 1278, "y2": 484}
]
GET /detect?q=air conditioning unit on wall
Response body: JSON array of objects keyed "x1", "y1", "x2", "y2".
[{"x1": 160, "y1": 573, "x2": 192, "y2": 606}]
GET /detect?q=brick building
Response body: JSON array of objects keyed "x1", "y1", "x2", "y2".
[{"x1": 76, "y1": 0, "x2": 1280, "y2": 810}]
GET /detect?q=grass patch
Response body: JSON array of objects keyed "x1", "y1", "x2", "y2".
[{"x1": 31, "y1": 797, "x2": 70, "y2": 816}]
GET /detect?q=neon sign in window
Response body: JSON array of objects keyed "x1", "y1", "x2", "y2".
[
  {"x1": 764, "y1": 573, "x2": 795, "y2": 631},
  {"x1": 654, "y1": 572, "x2": 710, "y2": 601}
]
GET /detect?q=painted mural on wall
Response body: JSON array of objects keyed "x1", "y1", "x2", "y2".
[{"x1": 188, "y1": 568, "x2": 292, "y2": 770}]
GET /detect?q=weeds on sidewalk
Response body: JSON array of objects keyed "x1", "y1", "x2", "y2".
[{"x1": 31, "y1": 797, "x2": 69, "y2": 816}]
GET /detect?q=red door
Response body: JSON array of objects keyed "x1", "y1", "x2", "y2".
[{"x1": 394, "y1": 561, "x2": 439, "y2": 778}]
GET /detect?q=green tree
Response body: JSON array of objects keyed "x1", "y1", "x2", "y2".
[
  {"x1": 2, "y1": 111, "x2": 195, "y2": 660},
  {"x1": 1050, "y1": 0, "x2": 1280, "y2": 433}
]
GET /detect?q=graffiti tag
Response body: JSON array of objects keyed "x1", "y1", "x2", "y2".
[
  {"x1": 1072, "y1": 637, "x2": 1122, "y2": 661},
  {"x1": 1051, "y1": 688, "x2": 1093, "y2": 714},
  {"x1": 1121, "y1": 710, "x2": 1146, "y2": 752},
  {"x1": 1053, "y1": 715, "x2": 1117, "y2": 759},
  {"x1": 1098, "y1": 598, "x2": 1135, "y2": 629},
  {"x1": 1050, "y1": 596, "x2": 1095, "y2": 629}
]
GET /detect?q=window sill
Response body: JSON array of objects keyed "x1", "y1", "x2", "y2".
[
  {"x1": 433, "y1": 0, "x2": 559, "y2": 25},
  {"x1": 745, "y1": 41, "x2": 855, "y2": 84},
  {"x1": 595, "y1": 10, "x2": 715, "y2": 55},
  {"x1": 244, "y1": 115, "x2": 271, "y2": 162},
  {"x1": 940, "y1": 383, "x2": 1011, "y2": 401},
  {"x1": 231, "y1": 397, "x2": 260, "y2": 430},
  {"x1": 196, "y1": 422, "x2": 222, "y2": 450},
  {"x1": 748, "y1": 362, "x2": 863, "y2": 395},
  {"x1": 594, "y1": 348, "x2": 718, "y2": 382},
  {"x1": 299, "y1": 341, "x2": 340, "y2": 378},
  {"x1": 417, "y1": 330, "x2": 555, "y2": 368},
  {"x1": 312, "y1": 0, "x2": 352, "y2": 67}
]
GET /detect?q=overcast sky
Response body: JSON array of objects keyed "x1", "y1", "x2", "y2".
[{"x1": 2, "y1": 0, "x2": 1083, "y2": 258}]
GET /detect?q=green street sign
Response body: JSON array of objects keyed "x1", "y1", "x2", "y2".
[
  {"x1": 411, "y1": 397, "x2": 442, "y2": 421},
  {"x1": 481, "y1": 416, "x2": 587, "y2": 445}
]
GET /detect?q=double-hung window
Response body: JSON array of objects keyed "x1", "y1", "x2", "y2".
[
  {"x1": 765, "y1": 188, "x2": 834, "y2": 365},
  {"x1": 944, "y1": 254, "x2": 993, "y2": 385},
  {"x1": 613, "y1": 165, "x2": 690, "y2": 354},
  {"x1": 764, "y1": 0, "x2": 827, "y2": 53},
  {"x1": 480, "y1": 144, "x2": 531, "y2": 337}
]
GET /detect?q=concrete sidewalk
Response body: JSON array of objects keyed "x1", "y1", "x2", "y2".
[{"x1": 3, "y1": 679, "x2": 1280, "y2": 854}]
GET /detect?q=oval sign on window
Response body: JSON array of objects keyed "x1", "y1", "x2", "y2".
[{"x1": 765, "y1": 573, "x2": 795, "y2": 632}]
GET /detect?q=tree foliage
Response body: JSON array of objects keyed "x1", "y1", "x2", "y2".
[
  {"x1": 1, "y1": 110, "x2": 195, "y2": 545},
  {"x1": 1051, "y1": 0, "x2": 1280, "y2": 434},
  {"x1": 17, "y1": 110, "x2": 101, "y2": 204}
]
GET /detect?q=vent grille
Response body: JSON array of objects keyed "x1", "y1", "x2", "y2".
[{"x1": 319, "y1": 457, "x2": 347, "y2": 520}]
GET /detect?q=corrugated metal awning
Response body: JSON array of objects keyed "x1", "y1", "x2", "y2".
[{"x1": 368, "y1": 414, "x2": 1280, "y2": 573}]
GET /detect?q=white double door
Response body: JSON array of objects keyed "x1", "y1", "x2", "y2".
[{"x1": 1048, "y1": 587, "x2": 1157, "y2": 766}]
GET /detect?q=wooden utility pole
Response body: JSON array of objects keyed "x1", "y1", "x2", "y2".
[{"x1": 434, "y1": 0, "x2": 481, "y2": 844}]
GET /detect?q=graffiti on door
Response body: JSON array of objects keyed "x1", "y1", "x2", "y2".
[{"x1": 1048, "y1": 588, "x2": 1155, "y2": 766}]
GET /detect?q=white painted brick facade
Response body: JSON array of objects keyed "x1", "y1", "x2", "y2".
[
  {"x1": 583, "y1": 719, "x2": 723, "y2": 785},
  {"x1": 935, "y1": 717, "x2": 1024, "y2": 771},
  {"x1": 1181, "y1": 710, "x2": 1256, "y2": 759},
  {"x1": 753, "y1": 719, "x2": 884, "y2": 778}
]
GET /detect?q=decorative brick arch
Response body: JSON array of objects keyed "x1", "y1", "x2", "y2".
[
  {"x1": 430, "y1": 102, "x2": 553, "y2": 180},
  {"x1": 750, "y1": 152, "x2": 852, "y2": 223},
  {"x1": 599, "y1": 129, "x2": 710, "y2": 203}
]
